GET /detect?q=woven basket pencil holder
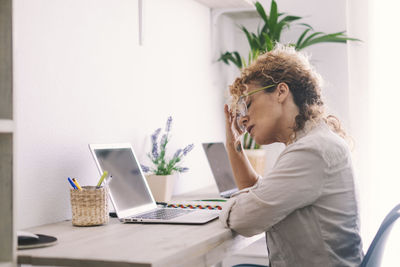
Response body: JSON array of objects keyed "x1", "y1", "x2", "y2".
[{"x1": 70, "y1": 186, "x2": 109, "y2": 226}]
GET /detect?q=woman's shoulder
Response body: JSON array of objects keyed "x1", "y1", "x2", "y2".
[{"x1": 290, "y1": 121, "x2": 351, "y2": 165}]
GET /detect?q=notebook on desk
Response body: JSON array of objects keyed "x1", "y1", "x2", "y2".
[
  {"x1": 89, "y1": 143, "x2": 219, "y2": 224},
  {"x1": 202, "y1": 142, "x2": 238, "y2": 198}
]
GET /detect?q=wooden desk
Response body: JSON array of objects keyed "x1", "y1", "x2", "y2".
[{"x1": 17, "y1": 186, "x2": 263, "y2": 267}]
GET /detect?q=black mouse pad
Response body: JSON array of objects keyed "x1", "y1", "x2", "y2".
[{"x1": 18, "y1": 234, "x2": 57, "y2": 250}]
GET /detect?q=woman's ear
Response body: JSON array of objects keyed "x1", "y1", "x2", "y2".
[{"x1": 277, "y1": 83, "x2": 290, "y2": 103}]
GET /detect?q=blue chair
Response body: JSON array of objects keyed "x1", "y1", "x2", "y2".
[
  {"x1": 233, "y1": 204, "x2": 400, "y2": 267},
  {"x1": 360, "y1": 203, "x2": 400, "y2": 267}
]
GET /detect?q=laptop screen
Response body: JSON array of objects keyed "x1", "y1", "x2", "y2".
[
  {"x1": 202, "y1": 142, "x2": 237, "y2": 193},
  {"x1": 93, "y1": 147, "x2": 154, "y2": 212}
]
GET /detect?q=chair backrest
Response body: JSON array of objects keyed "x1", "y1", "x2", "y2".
[
  {"x1": 360, "y1": 204, "x2": 400, "y2": 267},
  {"x1": 381, "y1": 203, "x2": 400, "y2": 226}
]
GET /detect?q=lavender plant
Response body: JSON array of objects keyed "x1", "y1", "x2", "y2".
[{"x1": 140, "y1": 116, "x2": 194, "y2": 175}]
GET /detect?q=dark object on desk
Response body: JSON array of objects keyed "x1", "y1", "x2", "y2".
[
  {"x1": 109, "y1": 211, "x2": 118, "y2": 218},
  {"x1": 18, "y1": 233, "x2": 57, "y2": 250}
]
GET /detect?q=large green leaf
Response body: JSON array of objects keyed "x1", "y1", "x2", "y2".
[
  {"x1": 274, "y1": 15, "x2": 302, "y2": 41},
  {"x1": 262, "y1": 32, "x2": 274, "y2": 51},
  {"x1": 241, "y1": 26, "x2": 258, "y2": 51},
  {"x1": 273, "y1": 22, "x2": 286, "y2": 42},
  {"x1": 261, "y1": 23, "x2": 269, "y2": 37},
  {"x1": 295, "y1": 28, "x2": 312, "y2": 48},
  {"x1": 217, "y1": 52, "x2": 232, "y2": 64},
  {"x1": 255, "y1": 1, "x2": 268, "y2": 23},
  {"x1": 298, "y1": 31, "x2": 324, "y2": 49},
  {"x1": 252, "y1": 32, "x2": 262, "y2": 49},
  {"x1": 297, "y1": 31, "x2": 360, "y2": 50},
  {"x1": 280, "y1": 15, "x2": 302, "y2": 23},
  {"x1": 218, "y1": 51, "x2": 242, "y2": 69},
  {"x1": 305, "y1": 33, "x2": 359, "y2": 48},
  {"x1": 233, "y1": 52, "x2": 244, "y2": 68},
  {"x1": 268, "y1": 0, "x2": 278, "y2": 39},
  {"x1": 258, "y1": 26, "x2": 265, "y2": 45},
  {"x1": 298, "y1": 23, "x2": 314, "y2": 30}
]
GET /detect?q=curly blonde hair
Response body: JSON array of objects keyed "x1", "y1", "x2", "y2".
[{"x1": 229, "y1": 44, "x2": 348, "y2": 143}]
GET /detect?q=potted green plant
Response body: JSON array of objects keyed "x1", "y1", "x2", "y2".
[
  {"x1": 141, "y1": 116, "x2": 194, "y2": 202},
  {"x1": 219, "y1": 0, "x2": 359, "y2": 175},
  {"x1": 219, "y1": 0, "x2": 360, "y2": 69}
]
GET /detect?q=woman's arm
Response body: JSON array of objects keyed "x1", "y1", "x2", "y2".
[
  {"x1": 224, "y1": 104, "x2": 259, "y2": 189},
  {"x1": 220, "y1": 145, "x2": 325, "y2": 236}
]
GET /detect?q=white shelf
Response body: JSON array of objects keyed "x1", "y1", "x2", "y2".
[
  {"x1": 0, "y1": 120, "x2": 13, "y2": 133},
  {"x1": 193, "y1": 0, "x2": 254, "y2": 9}
]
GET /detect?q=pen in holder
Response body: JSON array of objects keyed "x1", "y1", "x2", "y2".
[{"x1": 70, "y1": 186, "x2": 109, "y2": 226}]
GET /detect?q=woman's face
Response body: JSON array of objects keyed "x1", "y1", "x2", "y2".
[{"x1": 238, "y1": 81, "x2": 292, "y2": 145}]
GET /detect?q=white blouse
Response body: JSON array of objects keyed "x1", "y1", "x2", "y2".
[{"x1": 220, "y1": 121, "x2": 363, "y2": 267}]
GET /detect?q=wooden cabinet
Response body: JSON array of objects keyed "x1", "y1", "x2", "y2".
[{"x1": 0, "y1": 0, "x2": 15, "y2": 265}]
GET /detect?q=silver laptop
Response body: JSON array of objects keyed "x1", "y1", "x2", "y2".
[
  {"x1": 202, "y1": 142, "x2": 238, "y2": 198},
  {"x1": 89, "y1": 143, "x2": 219, "y2": 224}
]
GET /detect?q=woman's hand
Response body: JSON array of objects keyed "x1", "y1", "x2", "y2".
[{"x1": 224, "y1": 104, "x2": 245, "y2": 152}]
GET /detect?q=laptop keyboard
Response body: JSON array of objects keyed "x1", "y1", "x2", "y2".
[{"x1": 137, "y1": 208, "x2": 194, "y2": 220}]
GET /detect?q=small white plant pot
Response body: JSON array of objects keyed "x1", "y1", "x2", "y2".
[
  {"x1": 145, "y1": 173, "x2": 177, "y2": 202},
  {"x1": 244, "y1": 149, "x2": 267, "y2": 176}
]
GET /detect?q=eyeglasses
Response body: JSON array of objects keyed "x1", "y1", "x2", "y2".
[{"x1": 235, "y1": 84, "x2": 276, "y2": 131}]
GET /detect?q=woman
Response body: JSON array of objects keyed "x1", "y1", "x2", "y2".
[{"x1": 220, "y1": 45, "x2": 363, "y2": 267}]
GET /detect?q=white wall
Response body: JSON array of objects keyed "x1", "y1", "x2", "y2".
[
  {"x1": 347, "y1": 0, "x2": 373, "y2": 250},
  {"x1": 361, "y1": 0, "x2": 400, "y2": 264},
  {"x1": 347, "y1": 0, "x2": 400, "y2": 264},
  {"x1": 13, "y1": 0, "x2": 225, "y2": 229}
]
